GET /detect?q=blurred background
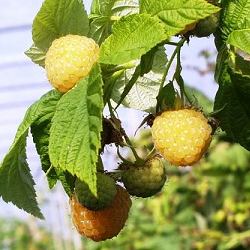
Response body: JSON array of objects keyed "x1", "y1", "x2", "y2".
[{"x1": 1, "y1": 1, "x2": 250, "y2": 250}]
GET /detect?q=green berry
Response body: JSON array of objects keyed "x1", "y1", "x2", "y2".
[
  {"x1": 121, "y1": 157, "x2": 167, "y2": 198},
  {"x1": 75, "y1": 173, "x2": 116, "y2": 210}
]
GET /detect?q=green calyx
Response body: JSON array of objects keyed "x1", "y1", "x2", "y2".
[
  {"x1": 121, "y1": 156, "x2": 167, "y2": 198},
  {"x1": 75, "y1": 172, "x2": 117, "y2": 210}
]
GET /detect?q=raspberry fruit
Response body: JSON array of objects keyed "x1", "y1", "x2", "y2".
[
  {"x1": 45, "y1": 35, "x2": 99, "y2": 93},
  {"x1": 75, "y1": 173, "x2": 117, "y2": 210},
  {"x1": 70, "y1": 185, "x2": 132, "y2": 241},
  {"x1": 121, "y1": 156, "x2": 167, "y2": 198},
  {"x1": 151, "y1": 109, "x2": 212, "y2": 166}
]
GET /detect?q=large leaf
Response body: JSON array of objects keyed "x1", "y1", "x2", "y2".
[
  {"x1": 140, "y1": 0, "x2": 220, "y2": 36},
  {"x1": 31, "y1": 121, "x2": 57, "y2": 189},
  {"x1": 31, "y1": 112, "x2": 76, "y2": 193},
  {"x1": 228, "y1": 29, "x2": 250, "y2": 55},
  {"x1": 219, "y1": 0, "x2": 250, "y2": 42},
  {"x1": 99, "y1": 13, "x2": 167, "y2": 65},
  {"x1": 49, "y1": 65, "x2": 103, "y2": 195},
  {"x1": 90, "y1": 0, "x2": 138, "y2": 44},
  {"x1": 214, "y1": 64, "x2": 250, "y2": 150},
  {"x1": 0, "y1": 90, "x2": 62, "y2": 218},
  {"x1": 32, "y1": 0, "x2": 89, "y2": 51},
  {"x1": 111, "y1": 47, "x2": 167, "y2": 112}
]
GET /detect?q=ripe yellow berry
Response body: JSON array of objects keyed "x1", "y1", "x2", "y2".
[
  {"x1": 151, "y1": 109, "x2": 212, "y2": 166},
  {"x1": 45, "y1": 35, "x2": 99, "y2": 93}
]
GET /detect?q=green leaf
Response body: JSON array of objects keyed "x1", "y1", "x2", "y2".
[
  {"x1": 56, "y1": 170, "x2": 76, "y2": 196},
  {"x1": 49, "y1": 64, "x2": 103, "y2": 195},
  {"x1": 115, "y1": 64, "x2": 141, "y2": 108},
  {"x1": 140, "y1": 0, "x2": 220, "y2": 36},
  {"x1": 185, "y1": 86, "x2": 213, "y2": 114},
  {"x1": 156, "y1": 81, "x2": 176, "y2": 111},
  {"x1": 99, "y1": 13, "x2": 167, "y2": 65},
  {"x1": 214, "y1": 64, "x2": 250, "y2": 150},
  {"x1": 111, "y1": 47, "x2": 167, "y2": 112},
  {"x1": 0, "y1": 133, "x2": 44, "y2": 219},
  {"x1": 31, "y1": 121, "x2": 57, "y2": 189},
  {"x1": 0, "y1": 90, "x2": 62, "y2": 218},
  {"x1": 31, "y1": 111, "x2": 76, "y2": 193},
  {"x1": 234, "y1": 51, "x2": 250, "y2": 76},
  {"x1": 228, "y1": 29, "x2": 250, "y2": 55},
  {"x1": 219, "y1": 0, "x2": 250, "y2": 42},
  {"x1": 32, "y1": 0, "x2": 89, "y2": 50},
  {"x1": 90, "y1": 0, "x2": 138, "y2": 44},
  {"x1": 25, "y1": 44, "x2": 46, "y2": 68},
  {"x1": 140, "y1": 46, "x2": 158, "y2": 76}
]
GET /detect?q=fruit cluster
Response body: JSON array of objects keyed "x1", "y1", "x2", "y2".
[{"x1": 44, "y1": 34, "x2": 213, "y2": 242}]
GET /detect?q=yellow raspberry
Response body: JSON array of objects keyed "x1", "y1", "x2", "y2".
[
  {"x1": 151, "y1": 109, "x2": 212, "y2": 166},
  {"x1": 45, "y1": 35, "x2": 99, "y2": 93}
]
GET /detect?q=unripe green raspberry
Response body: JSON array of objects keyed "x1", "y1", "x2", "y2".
[
  {"x1": 151, "y1": 109, "x2": 212, "y2": 166},
  {"x1": 45, "y1": 34, "x2": 99, "y2": 93},
  {"x1": 121, "y1": 156, "x2": 167, "y2": 198},
  {"x1": 75, "y1": 173, "x2": 116, "y2": 210}
]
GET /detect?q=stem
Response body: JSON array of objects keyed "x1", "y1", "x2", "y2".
[
  {"x1": 105, "y1": 62, "x2": 136, "y2": 75},
  {"x1": 158, "y1": 38, "x2": 186, "y2": 96},
  {"x1": 45, "y1": 165, "x2": 53, "y2": 176},
  {"x1": 145, "y1": 147, "x2": 156, "y2": 161},
  {"x1": 107, "y1": 99, "x2": 117, "y2": 119},
  {"x1": 123, "y1": 133, "x2": 142, "y2": 162},
  {"x1": 165, "y1": 41, "x2": 179, "y2": 46},
  {"x1": 174, "y1": 41, "x2": 192, "y2": 105}
]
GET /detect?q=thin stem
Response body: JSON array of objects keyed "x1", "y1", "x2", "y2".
[
  {"x1": 108, "y1": 99, "x2": 116, "y2": 119},
  {"x1": 165, "y1": 41, "x2": 179, "y2": 46},
  {"x1": 145, "y1": 146, "x2": 156, "y2": 161},
  {"x1": 105, "y1": 62, "x2": 135, "y2": 75},
  {"x1": 174, "y1": 43, "x2": 192, "y2": 105},
  {"x1": 158, "y1": 38, "x2": 186, "y2": 96},
  {"x1": 123, "y1": 133, "x2": 142, "y2": 162},
  {"x1": 45, "y1": 165, "x2": 53, "y2": 176}
]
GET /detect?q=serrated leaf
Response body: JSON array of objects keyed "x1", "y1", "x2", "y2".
[
  {"x1": 185, "y1": 86, "x2": 213, "y2": 114},
  {"x1": 32, "y1": 0, "x2": 89, "y2": 50},
  {"x1": 140, "y1": 0, "x2": 220, "y2": 36},
  {"x1": 31, "y1": 105, "x2": 76, "y2": 192},
  {"x1": 56, "y1": 170, "x2": 76, "y2": 196},
  {"x1": 31, "y1": 121, "x2": 57, "y2": 189},
  {"x1": 99, "y1": 13, "x2": 167, "y2": 65},
  {"x1": 234, "y1": 51, "x2": 250, "y2": 76},
  {"x1": 228, "y1": 29, "x2": 250, "y2": 55},
  {"x1": 25, "y1": 44, "x2": 46, "y2": 68},
  {"x1": 0, "y1": 90, "x2": 62, "y2": 218},
  {"x1": 0, "y1": 133, "x2": 44, "y2": 219},
  {"x1": 111, "y1": 47, "x2": 167, "y2": 112},
  {"x1": 214, "y1": 64, "x2": 250, "y2": 150},
  {"x1": 49, "y1": 65, "x2": 103, "y2": 195},
  {"x1": 157, "y1": 82, "x2": 176, "y2": 111},
  {"x1": 219, "y1": 0, "x2": 250, "y2": 42},
  {"x1": 32, "y1": 119, "x2": 76, "y2": 193},
  {"x1": 140, "y1": 46, "x2": 158, "y2": 75},
  {"x1": 90, "y1": 0, "x2": 138, "y2": 44}
]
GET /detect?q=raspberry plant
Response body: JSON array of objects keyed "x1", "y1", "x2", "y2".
[{"x1": 0, "y1": 0, "x2": 250, "y2": 242}]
